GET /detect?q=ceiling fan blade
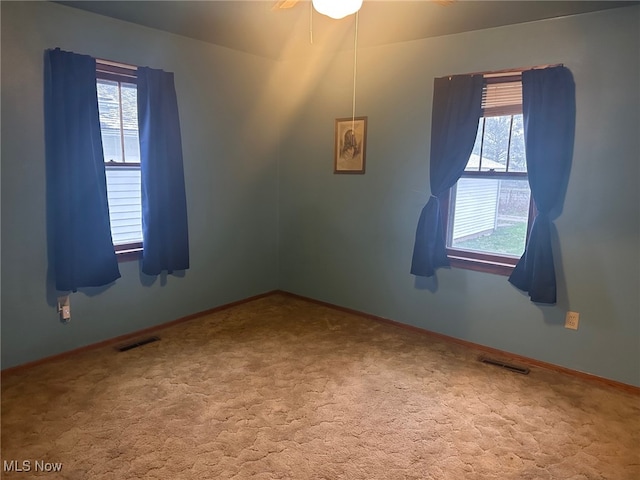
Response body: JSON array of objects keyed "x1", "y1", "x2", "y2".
[{"x1": 272, "y1": 0, "x2": 300, "y2": 10}]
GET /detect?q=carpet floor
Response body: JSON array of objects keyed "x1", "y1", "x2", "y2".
[{"x1": 1, "y1": 293, "x2": 639, "y2": 479}]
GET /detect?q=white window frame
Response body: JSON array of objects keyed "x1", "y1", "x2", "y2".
[{"x1": 96, "y1": 60, "x2": 143, "y2": 260}]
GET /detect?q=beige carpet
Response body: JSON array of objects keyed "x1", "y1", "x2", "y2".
[{"x1": 1, "y1": 293, "x2": 639, "y2": 479}]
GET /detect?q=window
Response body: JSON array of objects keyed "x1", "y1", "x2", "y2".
[
  {"x1": 442, "y1": 72, "x2": 534, "y2": 275},
  {"x1": 96, "y1": 61, "x2": 142, "y2": 258}
]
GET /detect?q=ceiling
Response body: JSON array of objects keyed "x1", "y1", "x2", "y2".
[{"x1": 57, "y1": 1, "x2": 636, "y2": 60}]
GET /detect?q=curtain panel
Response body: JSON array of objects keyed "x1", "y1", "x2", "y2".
[
  {"x1": 137, "y1": 67, "x2": 190, "y2": 275},
  {"x1": 44, "y1": 48, "x2": 121, "y2": 292},
  {"x1": 410, "y1": 74, "x2": 484, "y2": 277},
  {"x1": 509, "y1": 66, "x2": 576, "y2": 304}
]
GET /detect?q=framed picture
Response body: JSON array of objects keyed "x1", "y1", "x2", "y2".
[{"x1": 334, "y1": 116, "x2": 367, "y2": 174}]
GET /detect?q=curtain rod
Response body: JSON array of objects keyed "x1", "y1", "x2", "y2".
[
  {"x1": 482, "y1": 63, "x2": 563, "y2": 76},
  {"x1": 442, "y1": 63, "x2": 563, "y2": 80},
  {"x1": 96, "y1": 58, "x2": 138, "y2": 71}
]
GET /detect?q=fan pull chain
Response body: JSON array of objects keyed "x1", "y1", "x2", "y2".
[
  {"x1": 309, "y1": 1, "x2": 313, "y2": 44},
  {"x1": 351, "y1": 10, "x2": 359, "y2": 130}
]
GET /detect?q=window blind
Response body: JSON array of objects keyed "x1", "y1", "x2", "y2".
[{"x1": 482, "y1": 73, "x2": 522, "y2": 117}]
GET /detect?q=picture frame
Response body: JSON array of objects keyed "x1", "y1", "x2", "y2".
[{"x1": 334, "y1": 116, "x2": 367, "y2": 174}]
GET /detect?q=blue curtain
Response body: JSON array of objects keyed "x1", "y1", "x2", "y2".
[
  {"x1": 44, "y1": 48, "x2": 121, "y2": 292},
  {"x1": 137, "y1": 67, "x2": 190, "y2": 275},
  {"x1": 509, "y1": 66, "x2": 576, "y2": 304},
  {"x1": 411, "y1": 75, "x2": 483, "y2": 277}
]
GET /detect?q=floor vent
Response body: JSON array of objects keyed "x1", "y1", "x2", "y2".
[
  {"x1": 479, "y1": 356, "x2": 530, "y2": 375},
  {"x1": 116, "y1": 336, "x2": 160, "y2": 352}
]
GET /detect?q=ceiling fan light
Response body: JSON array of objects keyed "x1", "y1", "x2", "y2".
[{"x1": 312, "y1": 0, "x2": 363, "y2": 19}]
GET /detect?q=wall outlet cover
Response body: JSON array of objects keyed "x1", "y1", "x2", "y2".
[{"x1": 565, "y1": 311, "x2": 579, "y2": 330}]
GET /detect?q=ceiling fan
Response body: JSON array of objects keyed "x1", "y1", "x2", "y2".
[
  {"x1": 274, "y1": 0, "x2": 363, "y2": 20},
  {"x1": 273, "y1": 0, "x2": 455, "y2": 12}
]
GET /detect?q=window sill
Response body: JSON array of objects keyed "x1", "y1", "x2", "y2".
[
  {"x1": 115, "y1": 246, "x2": 142, "y2": 263},
  {"x1": 448, "y1": 251, "x2": 518, "y2": 276}
]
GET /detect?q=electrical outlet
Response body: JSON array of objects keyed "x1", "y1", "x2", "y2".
[
  {"x1": 565, "y1": 311, "x2": 579, "y2": 330},
  {"x1": 57, "y1": 295, "x2": 71, "y2": 322}
]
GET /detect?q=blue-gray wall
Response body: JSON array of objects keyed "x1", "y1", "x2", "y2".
[
  {"x1": 2, "y1": 2, "x2": 639, "y2": 388},
  {"x1": 278, "y1": 6, "x2": 640, "y2": 387},
  {"x1": 1, "y1": 2, "x2": 279, "y2": 368}
]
